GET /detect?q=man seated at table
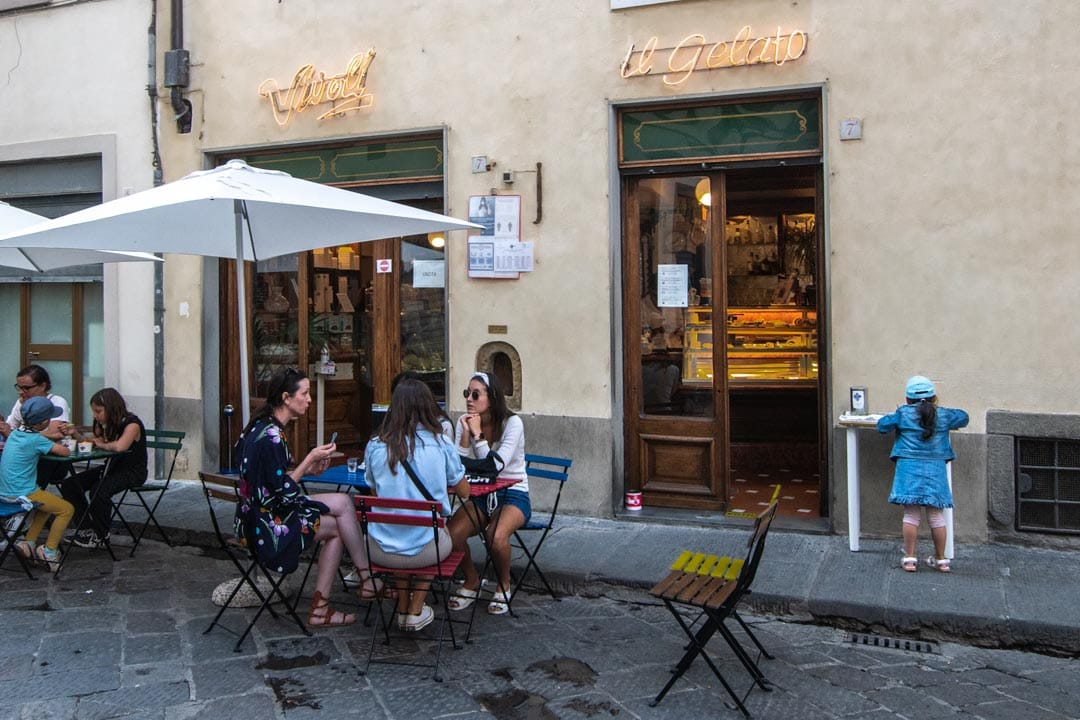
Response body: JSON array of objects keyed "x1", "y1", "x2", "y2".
[
  {"x1": 0, "y1": 396, "x2": 73, "y2": 572},
  {"x1": 0, "y1": 365, "x2": 71, "y2": 490}
]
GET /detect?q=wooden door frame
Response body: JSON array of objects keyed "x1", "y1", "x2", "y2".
[
  {"x1": 21, "y1": 283, "x2": 85, "y2": 425},
  {"x1": 621, "y1": 173, "x2": 729, "y2": 511},
  {"x1": 219, "y1": 237, "x2": 405, "y2": 462}
]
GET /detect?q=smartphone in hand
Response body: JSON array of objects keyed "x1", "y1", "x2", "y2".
[{"x1": 329, "y1": 431, "x2": 338, "y2": 445}]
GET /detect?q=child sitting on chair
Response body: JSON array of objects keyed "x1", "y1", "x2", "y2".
[{"x1": 0, "y1": 396, "x2": 74, "y2": 572}]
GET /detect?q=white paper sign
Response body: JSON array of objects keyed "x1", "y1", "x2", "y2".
[
  {"x1": 494, "y1": 242, "x2": 533, "y2": 272},
  {"x1": 492, "y1": 196, "x2": 521, "y2": 240},
  {"x1": 412, "y1": 260, "x2": 445, "y2": 288},
  {"x1": 657, "y1": 264, "x2": 688, "y2": 307},
  {"x1": 468, "y1": 239, "x2": 494, "y2": 275}
]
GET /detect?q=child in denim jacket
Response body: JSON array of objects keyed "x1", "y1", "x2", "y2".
[
  {"x1": 0, "y1": 396, "x2": 73, "y2": 571},
  {"x1": 877, "y1": 376, "x2": 968, "y2": 573}
]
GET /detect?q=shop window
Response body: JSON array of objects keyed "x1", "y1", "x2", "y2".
[
  {"x1": 476, "y1": 341, "x2": 521, "y2": 411},
  {"x1": 1016, "y1": 437, "x2": 1080, "y2": 534}
]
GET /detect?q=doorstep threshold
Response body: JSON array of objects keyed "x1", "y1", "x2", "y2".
[{"x1": 614, "y1": 505, "x2": 831, "y2": 534}]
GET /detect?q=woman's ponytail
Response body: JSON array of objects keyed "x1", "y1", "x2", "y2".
[{"x1": 916, "y1": 397, "x2": 937, "y2": 440}]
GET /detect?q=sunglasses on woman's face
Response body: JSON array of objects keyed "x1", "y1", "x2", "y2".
[{"x1": 463, "y1": 389, "x2": 485, "y2": 401}]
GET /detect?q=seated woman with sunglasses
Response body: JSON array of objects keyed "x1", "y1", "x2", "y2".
[
  {"x1": 363, "y1": 379, "x2": 470, "y2": 631},
  {"x1": 446, "y1": 372, "x2": 529, "y2": 615},
  {"x1": 234, "y1": 367, "x2": 381, "y2": 628}
]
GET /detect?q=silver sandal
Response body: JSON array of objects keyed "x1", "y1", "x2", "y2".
[{"x1": 925, "y1": 556, "x2": 951, "y2": 573}]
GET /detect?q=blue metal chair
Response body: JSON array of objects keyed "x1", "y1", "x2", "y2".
[{"x1": 511, "y1": 454, "x2": 572, "y2": 600}]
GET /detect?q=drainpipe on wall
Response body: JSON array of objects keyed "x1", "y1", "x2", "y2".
[
  {"x1": 164, "y1": 0, "x2": 191, "y2": 134},
  {"x1": 148, "y1": 1, "x2": 165, "y2": 475}
]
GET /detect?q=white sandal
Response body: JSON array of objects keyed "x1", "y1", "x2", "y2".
[
  {"x1": 487, "y1": 590, "x2": 511, "y2": 615},
  {"x1": 448, "y1": 585, "x2": 481, "y2": 611},
  {"x1": 925, "y1": 556, "x2": 951, "y2": 573},
  {"x1": 901, "y1": 556, "x2": 918, "y2": 572}
]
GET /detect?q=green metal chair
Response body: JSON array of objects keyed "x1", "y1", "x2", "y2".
[{"x1": 111, "y1": 429, "x2": 185, "y2": 556}]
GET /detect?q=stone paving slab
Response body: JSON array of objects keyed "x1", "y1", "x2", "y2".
[
  {"x1": 1, "y1": 540, "x2": 1078, "y2": 718},
  {"x1": 14, "y1": 476, "x2": 1080, "y2": 663}
]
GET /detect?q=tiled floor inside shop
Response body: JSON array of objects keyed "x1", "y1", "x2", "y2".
[{"x1": 728, "y1": 467, "x2": 821, "y2": 518}]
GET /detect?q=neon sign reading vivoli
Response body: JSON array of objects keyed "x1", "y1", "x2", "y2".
[
  {"x1": 621, "y1": 26, "x2": 808, "y2": 86},
  {"x1": 258, "y1": 49, "x2": 377, "y2": 127}
]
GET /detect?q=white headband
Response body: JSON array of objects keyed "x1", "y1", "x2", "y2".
[{"x1": 470, "y1": 371, "x2": 490, "y2": 387}]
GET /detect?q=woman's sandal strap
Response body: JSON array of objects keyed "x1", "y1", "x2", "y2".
[
  {"x1": 487, "y1": 590, "x2": 511, "y2": 615},
  {"x1": 308, "y1": 591, "x2": 356, "y2": 627}
]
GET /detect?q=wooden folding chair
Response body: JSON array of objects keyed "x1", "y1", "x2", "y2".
[
  {"x1": 112, "y1": 429, "x2": 185, "y2": 556},
  {"x1": 198, "y1": 471, "x2": 311, "y2": 652},
  {"x1": 649, "y1": 500, "x2": 780, "y2": 717},
  {"x1": 355, "y1": 495, "x2": 465, "y2": 682},
  {"x1": 0, "y1": 498, "x2": 39, "y2": 580},
  {"x1": 511, "y1": 453, "x2": 572, "y2": 600}
]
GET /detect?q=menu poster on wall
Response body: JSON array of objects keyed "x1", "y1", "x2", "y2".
[
  {"x1": 468, "y1": 238, "x2": 522, "y2": 279},
  {"x1": 494, "y1": 242, "x2": 534, "y2": 273},
  {"x1": 657, "y1": 264, "x2": 689, "y2": 307},
  {"x1": 469, "y1": 195, "x2": 522, "y2": 240}
]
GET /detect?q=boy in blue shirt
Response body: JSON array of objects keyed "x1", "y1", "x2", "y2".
[{"x1": 0, "y1": 396, "x2": 73, "y2": 571}]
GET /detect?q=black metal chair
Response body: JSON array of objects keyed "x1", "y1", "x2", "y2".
[
  {"x1": 199, "y1": 471, "x2": 310, "y2": 652},
  {"x1": 112, "y1": 429, "x2": 185, "y2": 556},
  {"x1": 649, "y1": 500, "x2": 779, "y2": 717},
  {"x1": 510, "y1": 453, "x2": 572, "y2": 600}
]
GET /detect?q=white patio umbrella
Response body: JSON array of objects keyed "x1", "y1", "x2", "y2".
[
  {"x1": 0, "y1": 201, "x2": 162, "y2": 272},
  {"x1": 0, "y1": 160, "x2": 480, "y2": 421}
]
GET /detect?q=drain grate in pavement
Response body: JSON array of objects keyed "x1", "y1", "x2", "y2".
[{"x1": 847, "y1": 633, "x2": 939, "y2": 654}]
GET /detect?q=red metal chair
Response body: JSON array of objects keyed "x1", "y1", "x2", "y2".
[{"x1": 355, "y1": 495, "x2": 465, "y2": 682}]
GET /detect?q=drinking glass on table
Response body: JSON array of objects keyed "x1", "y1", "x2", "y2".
[{"x1": 347, "y1": 457, "x2": 359, "y2": 474}]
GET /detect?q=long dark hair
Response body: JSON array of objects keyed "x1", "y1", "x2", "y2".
[
  {"x1": 379, "y1": 379, "x2": 446, "y2": 472},
  {"x1": 908, "y1": 396, "x2": 938, "y2": 441},
  {"x1": 392, "y1": 370, "x2": 451, "y2": 427},
  {"x1": 90, "y1": 387, "x2": 130, "y2": 441},
  {"x1": 243, "y1": 367, "x2": 307, "y2": 435},
  {"x1": 473, "y1": 372, "x2": 514, "y2": 444}
]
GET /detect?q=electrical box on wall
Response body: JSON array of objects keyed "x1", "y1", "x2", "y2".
[{"x1": 501, "y1": 170, "x2": 515, "y2": 184}]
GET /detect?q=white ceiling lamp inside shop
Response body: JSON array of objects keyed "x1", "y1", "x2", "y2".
[
  {"x1": 428, "y1": 232, "x2": 446, "y2": 249},
  {"x1": 695, "y1": 178, "x2": 711, "y2": 207}
]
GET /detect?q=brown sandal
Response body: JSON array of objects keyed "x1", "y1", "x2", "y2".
[
  {"x1": 308, "y1": 590, "x2": 356, "y2": 627},
  {"x1": 355, "y1": 571, "x2": 397, "y2": 601}
]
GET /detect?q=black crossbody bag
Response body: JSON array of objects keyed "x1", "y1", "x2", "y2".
[{"x1": 400, "y1": 458, "x2": 437, "y2": 502}]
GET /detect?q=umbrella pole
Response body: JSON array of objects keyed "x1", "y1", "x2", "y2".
[{"x1": 234, "y1": 200, "x2": 252, "y2": 425}]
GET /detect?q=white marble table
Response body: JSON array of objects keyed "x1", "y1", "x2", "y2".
[{"x1": 837, "y1": 412, "x2": 954, "y2": 558}]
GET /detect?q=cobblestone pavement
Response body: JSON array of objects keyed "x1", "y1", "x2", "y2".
[{"x1": 0, "y1": 540, "x2": 1077, "y2": 720}]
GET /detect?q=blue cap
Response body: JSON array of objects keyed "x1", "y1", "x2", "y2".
[
  {"x1": 905, "y1": 375, "x2": 936, "y2": 400},
  {"x1": 21, "y1": 396, "x2": 62, "y2": 427}
]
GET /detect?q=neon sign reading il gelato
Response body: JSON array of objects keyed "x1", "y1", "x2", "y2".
[{"x1": 621, "y1": 26, "x2": 807, "y2": 86}]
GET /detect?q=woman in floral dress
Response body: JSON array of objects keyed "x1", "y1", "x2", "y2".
[{"x1": 235, "y1": 367, "x2": 378, "y2": 627}]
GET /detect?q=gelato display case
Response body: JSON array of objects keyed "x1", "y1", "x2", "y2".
[{"x1": 682, "y1": 306, "x2": 818, "y2": 385}]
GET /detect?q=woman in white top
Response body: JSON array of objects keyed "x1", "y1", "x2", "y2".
[{"x1": 447, "y1": 371, "x2": 529, "y2": 615}]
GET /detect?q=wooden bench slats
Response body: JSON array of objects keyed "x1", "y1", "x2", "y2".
[
  {"x1": 675, "y1": 554, "x2": 721, "y2": 603},
  {"x1": 649, "y1": 550, "x2": 695, "y2": 595}
]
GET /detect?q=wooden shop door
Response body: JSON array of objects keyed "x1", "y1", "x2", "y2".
[{"x1": 623, "y1": 173, "x2": 728, "y2": 511}]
